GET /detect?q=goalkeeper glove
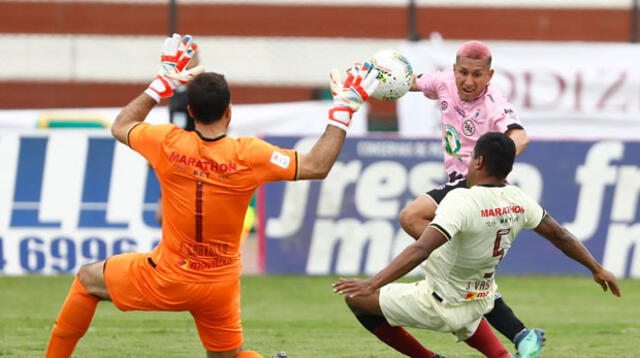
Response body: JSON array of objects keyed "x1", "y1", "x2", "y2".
[
  {"x1": 145, "y1": 33, "x2": 205, "y2": 103},
  {"x1": 328, "y1": 61, "x2": 379, "y2": 131}
]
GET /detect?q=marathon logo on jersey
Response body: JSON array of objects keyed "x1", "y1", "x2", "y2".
[
  {"x1": 270, "y1": 151, "x2": 291, "y2": 169},
  {"x1": 480, "y1": 205, "x2": 525, "y2": 217},
  {"x1": 169, "y1": 152, "x2": 238, "y2": 174}
]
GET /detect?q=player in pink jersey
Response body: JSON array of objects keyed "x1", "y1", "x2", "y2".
[{"x1": 398, "y1": 41, "x2": 543, "y2": 358}]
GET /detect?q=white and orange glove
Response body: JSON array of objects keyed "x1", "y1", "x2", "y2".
[
  {"x1": 144, "y1": 33, "x2": 205, "y2": 103},
  {"x1": 328, "y1": 61, "x2": 379, "y2": 131}
]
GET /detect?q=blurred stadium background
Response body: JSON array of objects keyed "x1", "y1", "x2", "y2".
[
  {"x1": 1, "y1": 0, "x2": 639, "y2": 276},
  {"x1": 0, "y1": 0, "x2": 639, "y2": 356}
]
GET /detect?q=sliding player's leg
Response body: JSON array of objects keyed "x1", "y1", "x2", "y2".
[
  {"x1": 45, "y1": 260, "x2": 107, "y2": 358},
  {"x1": 484, "y1": 294, "x2": 525, "y2": 341},
  {"x1": 403, "y1": 188, "x2": 542, "y2": 356},
  {"x1": 513, "y1": 327, "x2": 545, "y2": 358},
  {"x1": 484, "y1": 294, "x2": 545, "y2": 357},
  {"x1": 463, "y1": 319, "x2": 512, "y2": 358},
  {"x1": 345, "y1": 285, "x2": 443, "y2": 358}
]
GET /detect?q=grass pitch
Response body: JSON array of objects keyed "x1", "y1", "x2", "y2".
[{"x1": 0, "y1": 275, "x2": 638, "y2": 357}]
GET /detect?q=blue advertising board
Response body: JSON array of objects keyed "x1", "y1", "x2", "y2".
[
  {"x1": 263, "y1": 136, "x2": 640, "y2": 278},
  {"x1": 0, "y1": 132, "x2": 161, "y2": 275},
  {"x1": 1, "y1": 131, "x2": 639, "y2": 277}
]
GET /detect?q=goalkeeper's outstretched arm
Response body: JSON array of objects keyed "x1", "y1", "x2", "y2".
[
  {"x1": 297, "y1": 62, "x2": 379, "y2": 180},
  {"x1": 297, "y1": 125, "x2": 346, "y2": 179},
  {"x1": 112, "y1": 33, "x2": 201, "y2": 146},
  {"x1": 112, "y1": 94, "x2": 157, "y2": 146}
]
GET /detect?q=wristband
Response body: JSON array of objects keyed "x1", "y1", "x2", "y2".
[
  {"x1": 144, "y1": 76, "x2": 174, "y2": 103},
  {"x1": 328, "y1": 107, "x2": 353, "y2": 131}
]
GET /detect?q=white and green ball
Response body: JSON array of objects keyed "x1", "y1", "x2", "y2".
[{"x1": 369, "y1": 50, "x2": 414, "y2": 101}]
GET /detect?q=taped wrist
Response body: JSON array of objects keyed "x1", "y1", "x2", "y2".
[
  {"x1": 328, "y1": 106, "x2": 353, "y2": 131},
  {"x1": 144, "y1": 76, "x2": 174, "y2": 103}
]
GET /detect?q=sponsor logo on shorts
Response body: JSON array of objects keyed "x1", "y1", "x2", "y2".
[
  {"x1": 178, "y1": 257, "x2": 235, "y2": 270},
  {"x1": 464, "y1": 291, "x2": 490, "y2": 300}
]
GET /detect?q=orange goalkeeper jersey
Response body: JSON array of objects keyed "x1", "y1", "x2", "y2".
[{"x1": 129, "y1": 123, "x2": 298, "y2": 282}]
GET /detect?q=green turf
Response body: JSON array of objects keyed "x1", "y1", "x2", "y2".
[{"x1": 0, "y1": 275, "x2": 638, "y2": 357}]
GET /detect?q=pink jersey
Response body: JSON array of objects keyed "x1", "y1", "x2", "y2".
[{"x1": 416, "y1": 68, "x2": 522, "y2": 177}]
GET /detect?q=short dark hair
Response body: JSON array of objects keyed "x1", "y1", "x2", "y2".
[
  {"x1": 186, "y1": 72, "x2": 231, "y2": 124},
  {"x1": 473, "y1": 132, "x2": 516, "y2": 178}
]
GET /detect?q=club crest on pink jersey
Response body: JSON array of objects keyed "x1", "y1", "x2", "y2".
[
  {"x1": 462, "y1": 119, "x2": 476, "y2": 136},
  {"x1": 440, "y1": 101, "x2": 448, "y2": 111}
]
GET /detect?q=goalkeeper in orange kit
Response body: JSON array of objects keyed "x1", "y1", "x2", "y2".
[{"x1": 44, "y1": 34, "x2": 379, "y2": 358}]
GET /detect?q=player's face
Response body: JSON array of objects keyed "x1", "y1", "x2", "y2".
[{"x1": 454, "y1": 57, "x2": 494, "y2": 102}]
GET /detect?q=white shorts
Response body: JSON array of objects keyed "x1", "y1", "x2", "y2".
[{"x1": 379, "y1": 280, "x2": 495, "y2": 341}]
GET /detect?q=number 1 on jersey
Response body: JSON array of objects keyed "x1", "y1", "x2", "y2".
[{"x1": 196, "y1": 181, "x2": 203, "y2": 242}]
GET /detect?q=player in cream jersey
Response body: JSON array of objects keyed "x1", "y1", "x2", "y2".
[
  {"x1": 399, "y1": 41, "x2": 541, "y2": 358},
  {"x1": 334, "y1": 133, "x2": 620, "y2": 358},
  {"x1": 425, "y1": 184, "x2": 544, "y2": 306}
]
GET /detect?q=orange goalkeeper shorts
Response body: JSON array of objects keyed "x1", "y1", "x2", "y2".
[{"x1": 103, "y1": 252, "x2": 242, "y2": 351}]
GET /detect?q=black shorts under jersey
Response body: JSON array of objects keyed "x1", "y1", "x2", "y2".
[{"x1": 426, "y1": 171, "x2": 468, "y2": 204}]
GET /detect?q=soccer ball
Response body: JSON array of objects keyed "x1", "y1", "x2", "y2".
[{"x1": 369, "y1": 50, "x2": 414, "y2": 101}]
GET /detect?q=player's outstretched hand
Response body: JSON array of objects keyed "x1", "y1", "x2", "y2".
[
  {"x1": 593, "y1": 269, "x2": 621, "y2": 297},
  {"x1": 332, "y1": 277, "x2": 375, "y2": 298},
  {"x1": 145, "y1": 33, "x2": 205, "y2": 103},
  {"x1": 327, "y1": 61, "x2": 379, "y2": 131}
]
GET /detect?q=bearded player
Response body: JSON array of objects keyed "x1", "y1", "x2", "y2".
[{"x1": 44, "y1": 34, "x2": 379, "y2": 358}]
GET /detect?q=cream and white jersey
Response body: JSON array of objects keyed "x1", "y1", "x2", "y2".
[{"x1": 424, "y1": 184, "x2": 545, "y2": 305}]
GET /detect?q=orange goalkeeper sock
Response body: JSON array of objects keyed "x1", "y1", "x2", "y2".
[
  {"x1": 235, "y1": 351, "x2": 264, "y2": 358},
  {"x1": 45, "y1": 275, "x2": 100, "y2": 358}
]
